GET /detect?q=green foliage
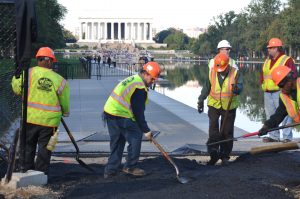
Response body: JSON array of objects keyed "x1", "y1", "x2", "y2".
[
  {"x1": 63, "y1": 28, "x2": 77, "y2": 43},
  {"x1": 153, "y1": 28, "x2": 179, "y2": 44},
  {"x1": 185, "y1": 0, "x2": 300, "y2": 58},
  {"x1": 154, "y1": 28, "x2": 190, "y2": 50},
  {"x1": 33, "y1": 0, "x2": 67, "y2": 52}
]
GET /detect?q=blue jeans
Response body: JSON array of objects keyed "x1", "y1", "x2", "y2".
[
  {"x1": 104, "y1": 117, "x2": 143, "y2": 174},
  {"x1": 264, "y1": 91, "x2": 293, "y2": 140}
]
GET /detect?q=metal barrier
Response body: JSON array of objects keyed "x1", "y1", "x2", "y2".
[
  {"x1": 55, "y1": 61, "x2": 91, "y2": 80},
  {"x1": 91, "y1": 62, "x2": 139, "y2": 79},
  {"x1": 0, "y1": 1, "x2": 19, "y2": 176}
]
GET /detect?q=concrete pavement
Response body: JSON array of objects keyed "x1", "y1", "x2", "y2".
[{"x1": 55, "y1": 72, "x2": 266, "y2": 155}]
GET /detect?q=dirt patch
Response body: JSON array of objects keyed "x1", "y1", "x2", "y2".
[
  {"x1": 0, "y1": 185, "x2": 60, "y2": 199},
  {"x1": 1, "y1": 152, "x2": 300, "y2": 198}
]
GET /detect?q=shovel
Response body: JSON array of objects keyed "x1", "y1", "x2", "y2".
[
  {"x1": 150, "y1": 133, "x2": 189, "y2": 184},
  {"x1": 61, "y1": 118, "x2": 94, "y2": 172},
  {"x1": 208, "y1": 122, "x2": 300, "y2": 146}
]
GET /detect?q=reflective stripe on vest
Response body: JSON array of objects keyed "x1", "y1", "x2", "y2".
[
  {"x1": 104, "y1": 75, "x2": 148, "y2": 119},
  {"x1": 28, "y1": 102, "x2": 61, "y2": 112},
  {"x1": 279, "y1": 78, "x2": 300, "y2": 122},
  {"x1": 57, "y1": 79, "x2": 67, "y2": 95},
  {"x1": 207, "y1": 67, "x2": 239, "y2": 110},
  {"x1": 262, "y1": 55, "x2": 290, "y2": 91}
]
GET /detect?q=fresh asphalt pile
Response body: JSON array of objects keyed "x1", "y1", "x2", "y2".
[{"x1": 44, "y1": 151, "x2": 300, "y2": 199}]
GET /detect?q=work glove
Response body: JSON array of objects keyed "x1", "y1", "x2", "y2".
[
  {"x1": 144, "y1": 131, "x2": 153, "y2": 140},
  {"x1": 197, "y1": 100, "x2": 204, "y2": 114},
  {"x1": 232, "y1": 84, "x2": 240, "y2": 95},
  {"x1": 258, "y1": 125, "x2": 269, "y2": 136}
]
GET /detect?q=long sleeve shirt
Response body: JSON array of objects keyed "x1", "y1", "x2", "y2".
[
  {"x1": 264, "y1": 89, "x2": 297, "y2": 128},
  {"x1": 130, "y1": 88, "x2": 150, "y2": 133},
  {"x1": 198, "y1": 68, "x2": 243, "y2": 102}
]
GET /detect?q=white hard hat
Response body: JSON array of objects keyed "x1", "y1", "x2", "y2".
[{"x1": 217, "y1": 40, "x2": 232, "y2": 49}]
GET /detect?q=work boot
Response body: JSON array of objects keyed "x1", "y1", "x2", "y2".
[
  {"x1": 221, "y1": 158, "x2": 230, "y2": 166},
  {"x1": 207, "y1": 156, "x2": 219, "y2": 165},
  {"x1": 282, "y1": 139, "x2": 292, "y2": 143},
  {"x1": 122, "y1": 167, "x2": 146, "y2": 177},
  {"x1": 103, "y1": 171, "x2": 118, "y2": 179}
]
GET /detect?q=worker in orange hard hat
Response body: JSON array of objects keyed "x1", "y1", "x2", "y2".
[
  {"x1": 36, "y1": 47, "x2": 57, "y2": 62},
  {"x1": 103, "y1": 61, "x2": 161, "y2": 178},
  {"x1": 260, "y1": 38, "x2": 296, "y2": 143},
  {"x1": 198, "y1": 53, "x2": 243, "y2": 165},
  {"x1": 11, "y1": 47, "x2": 70, "y2": 174},
  {"x1": 259, "y1": 65, "x2": 299, "y2": 140},
  {"x1": 208, "y1": 40, "x2": 238, "y2": 70}
]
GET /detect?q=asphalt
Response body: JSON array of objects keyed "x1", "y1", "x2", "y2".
[{"x1": 54, "y1": 65, "x2": 269, "y2": 155}]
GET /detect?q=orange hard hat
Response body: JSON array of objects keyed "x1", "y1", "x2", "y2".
[
  {"x1": 36, "y1": 47, "x2": 57, "y2": 62},
  {"x1": 267, "y1": 38, "x2": 283, "y2": 48},
  {"x1": 271, "y1": 65, "x2": 291, "y2": 86},
  {"x1": 214, "y1": 53, "x2": 229, "y2": 72},
  {"x1": 143, "y1": 61, "x2": 161, "y2": 79}
]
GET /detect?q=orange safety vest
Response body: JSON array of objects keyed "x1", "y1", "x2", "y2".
[
  {"x1": 279, "y1": 78, "x2": 300, "y2": 122},
  {"x1": 207, "y1": 67, "x2": 239, "y2": 110}
]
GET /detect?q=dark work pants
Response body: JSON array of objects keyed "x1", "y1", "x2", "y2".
[
  {"x1": 24, "y1": 123, "x2": 54, "y2": 174},
  {"x1": 206, "y1": 106, "x2": 236, "y2": 160},
  {"x1": 104, "y1": 117, "x2": 143, "y2": 174}
]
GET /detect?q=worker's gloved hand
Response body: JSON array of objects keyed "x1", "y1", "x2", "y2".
[
  {"x1": 197, "y1": 100, "x2": 204, "y2": 114},
  {"x1": 144, "y1": 131, "x2": 153, "y2": 140},
  {"x1": 232, "y1": 84, "x2": 241, "y2": 95},
  {"x1": 258, "y1": 125, "x2": 269, "y2": 136}
]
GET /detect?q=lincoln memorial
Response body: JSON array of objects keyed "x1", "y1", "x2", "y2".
[{"x1": 78, "y1": 17, "x2": 155, "y2": 44}]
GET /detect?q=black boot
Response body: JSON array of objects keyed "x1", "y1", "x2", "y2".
[{"x1": 207, "y1": 152, "x2": 219, "y2": 165}]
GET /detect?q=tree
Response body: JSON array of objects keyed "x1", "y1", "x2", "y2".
[
  {"x1": 163, "y1": 31, "x2": 189, "y2": 50},
  {"x1": 63, "y1": 29, "x2": 77, "y2": 43},
  {"x1": 153, "y1": 28, "x2": 177, "y2": 43},
  {"x1": 33, "y1": 0, "x2": 67, "y2": 51}
]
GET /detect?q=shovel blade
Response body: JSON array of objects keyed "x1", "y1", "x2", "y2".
[
  {"x1": 76, "y1": 157, "x2": 94, "y2": 172},
  {"x1": 177, "y1": 176, "x2": 190, "y2": 184}
]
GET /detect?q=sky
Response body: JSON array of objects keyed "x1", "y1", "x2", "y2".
[{"x1": 57, "y1": 0, "x2": 253, "y2": 32}]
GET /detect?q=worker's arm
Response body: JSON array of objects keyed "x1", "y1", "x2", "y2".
[
  {"x1": 232, "y1": 70, "x2": 243, "y2": 95},
  {"x1": 11, "y1": 74, "x2": 23, "y2": 95},
  {"x1": 58, "y1": 79, "x2": 70, "y2": 117},
  {"x1": 131, "y1": 88, "x2": 150, "y2": 133},
  {"x1": 198, "y1": 76, "x2": 211, "y2": 102}
]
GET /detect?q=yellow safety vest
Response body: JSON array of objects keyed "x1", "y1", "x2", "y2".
[
  {"x1": 207, "y1": 67, "x2": 239, "y2": 110},
  {"x1": 11, "y1": 66, "x2": 70, "y2": 127},
  {"x1": 262, "y1": 55, "x2": 290, "y2": 92},
  {"x1": 104, "y1": 74, "x2": 148, "y2": 120},
  {"x1": 279, "y1": 78, "x2": 300, "y2": 122}
]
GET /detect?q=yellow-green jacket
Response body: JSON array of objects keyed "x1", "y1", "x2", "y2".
[
  {"x1": 11, "y1": 66, "x2": 70, "y2": 127},
  {"x1": 104, "y1": 74, "x2": 148, "y2": 120}
]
